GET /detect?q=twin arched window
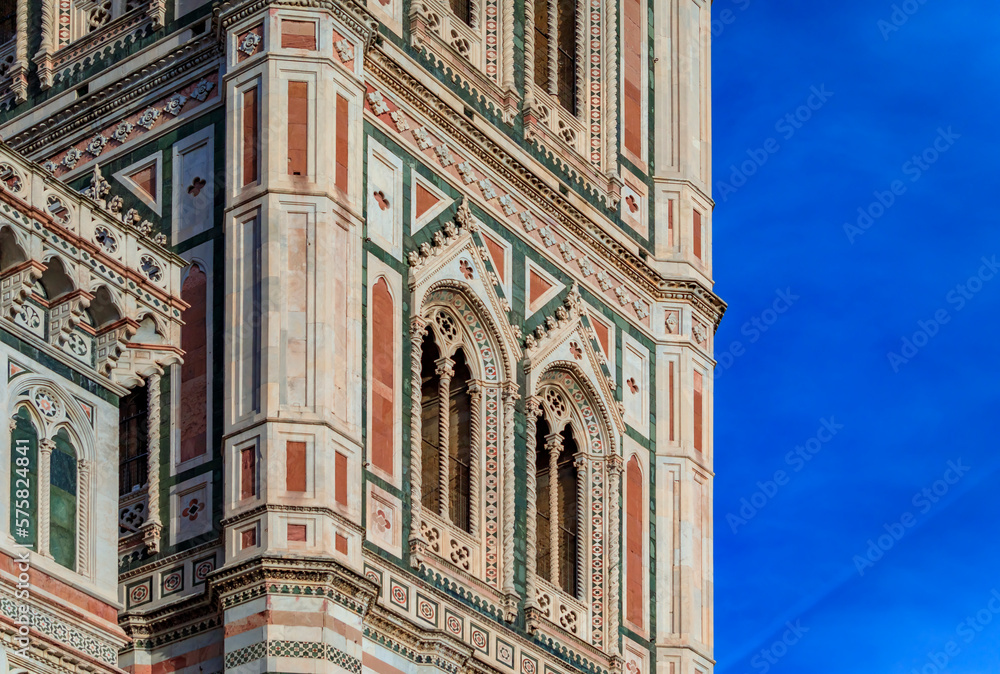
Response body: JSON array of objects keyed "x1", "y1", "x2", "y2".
[{"x1": 9, "y1": 405, "x2": 79, "y2": 571}]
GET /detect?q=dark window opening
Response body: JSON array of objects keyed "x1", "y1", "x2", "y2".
[
  {"x1": 119, "y1": 384, "x2": 149, "y2": 496},
  {"x1": 556, "y1": 0, "x2": 578, "y2": 115}
]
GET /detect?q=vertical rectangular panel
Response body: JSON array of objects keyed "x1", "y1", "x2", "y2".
[
  {"x1": 693, "y1": 209, "x2": 702, "y2": 260},
  {"x1": 667, "y1": 198, "x2": 674, "y2": 249},
  {"x1": 251, "y1": 215, "x2": 262, "y2": 413},
  {"x1": 336, "y1": 95, "x2": 349, "y2": 193},
  {"x1": 286, "y1": 212, "x2": 309, "y2": 407},
  {"x1": 286, "y1": 441, "x2": 306, "y2": 492},
  {"x1": 240, "y1": 446, "x2": 256, "y2": 499},
  {"x1": 335, "y1": 451, "x2": 348, "y2": 505},
  {"x1": 692, "y1": 475, "x2": 704, "y2": 642},
  {"x1": 238, "y1": 213, "x2": 262, "y2": 418},
  {"x1": 242, "y1": 87, "x2": 258, "y2": 186},
  {"x1": 287, "y1": 81, "x2": 308, "y2": 176},
  {"x1": 371, "y1": 278, "x2": 395, "y2": 476},
  {"x1": 622, "y1": 0, "x2": 643, "y2": 158},
  {"x1": 669, "y1": 360, "x2": 675, "y2": 442},
  {"x1": 693, "y1": 369, "x2": 703, "y2": 451}
]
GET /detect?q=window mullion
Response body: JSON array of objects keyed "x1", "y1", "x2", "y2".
[
  {"x1": 574, "y1": 452, "x2": 586, "y2": 600},
  {"x1": 468, "y1": 382, "x2": 482, "y2": 537},
  {"x1": 547, "y1": 0, "x2": 557, "y2": 97},
  {"x1": 545, "y1": 431, "x2": 562, "y2": 588},
  {"x1": 435, "y1": 356, "x2": 455, "y2": 521},
  {"x1": 37, "y1": 438, "x2": 53, "y2": 558}
]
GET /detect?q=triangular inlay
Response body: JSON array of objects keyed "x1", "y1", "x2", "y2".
[
  {"x1": 113, "y1": 152, "x2": 163, "y2": 215},
  {"x1": 483, "y1": 233, "x2": 506, "y2": 284},
  {"x1": 411, "y1": 173, "x2": 453, "y2": 235}
]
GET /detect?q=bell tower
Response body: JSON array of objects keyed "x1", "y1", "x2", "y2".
[{"x1": 217, "y1": 2, "x2": 375, "y2": 670}]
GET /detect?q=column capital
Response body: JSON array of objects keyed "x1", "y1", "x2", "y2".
[{"x1": 435, "y1": 356, "x2": 455, "y2": 380}]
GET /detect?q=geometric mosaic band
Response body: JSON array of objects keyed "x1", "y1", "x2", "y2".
[
  {"x1": 0, "y1": 595, "x2": 118, "y2": 664},
  {"x1": 224, "y1": 640, "x2": 361, "y2": 673}
]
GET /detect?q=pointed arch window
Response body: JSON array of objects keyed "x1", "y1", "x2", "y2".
[
  {"x1": 9, "y1": 400, "x2": 85, "y2": 573},
  {"x1": 524, "y1": 371, "x2": 620, "y2": 651},
  {"x1": 535, "y1": 419, "x2": 580, "y2": 597},
  {"x1": 408, "y1": 286, "x2": 517, "y2": 602}
]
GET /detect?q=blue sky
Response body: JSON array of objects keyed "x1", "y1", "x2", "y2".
[{"x1": 711, "y1": 1, "x2": 1000, "y2": 672}]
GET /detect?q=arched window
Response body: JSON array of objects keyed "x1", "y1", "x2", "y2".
[
  {"x1": 49, "y1": 429, "x2": 77, "y2": 570},
  {"x1": 408, "y1": 288, "x2": 515, "y2": 596},
  {"x1": 0, "y1": 226, "x2": 26, "y2": 272},
  {"x1": 9, "y1": 407, "x2": 38, "y2": 549},
  {"x1": 180, "y1": 266, "x2": 207, "y2": 463},
  {"x1": 38, "y1": 256, "x2": 73, "y2": 301},
  {"x1": 534, "y1": 0, "x2": 579, "y2": 115},
  {"x1": 535, "y1": 416, "x2": 580, "y2": 598},
  {"x1": 419, "y1": 327, "x2": 474, "y2": 534},
  {"x1": 626, "y1": 455, "x2": 643, "y2": 628},
  {"x1": 119, "y1": 384, "x2": 148, "y2": 495}
]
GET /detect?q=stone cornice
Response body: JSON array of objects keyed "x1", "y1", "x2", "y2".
[
  {"x1": 209, "y1": 556, "x2": 379, "y2": 614},
  {"x1": 364, "y1": 47, "x2": 728, "y2": 328},
  {"x1": 118, "y1": 593, "x2": 221, "y2": 648},
  {"x1": 7, "y1": 36, "x2": 222, "y2": 158},
  {"x1": 214, "y1": 0, "x2": 378, "y2": 51}
]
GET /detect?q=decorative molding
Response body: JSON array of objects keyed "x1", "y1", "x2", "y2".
[{"x1": 364, "y1": 52, "x2": 726, "y2": 329}]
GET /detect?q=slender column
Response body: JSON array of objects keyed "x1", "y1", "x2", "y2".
[
  {"x1": 468, "y1": 383, "x2": 482, "y2": 536},
  {"x1": 142, "y1": 374, "x2": 162, "y2": 554},
  {"x1": 574, "y1": 453, "x2": 587, "y2": 599},
  {"x1": 146, "y1": 375, "x2": 161, "y2": 527},
  {"x1": 409, "y1": 318, "x2": 428, "y2": 550},
  {"x1": 37, "y1": 438, "x2": 52, "y2": 557},
  {"x1": 545, "y1": 432, "x2": 563, "y2": 587},
  {"x1": 501, "y1": 383, "x2": 519, "y2": 606},
  {"x1": 76, "y1": 459, "x2": 89, "y2": 575},
  {"x1": 435, "y1": 357, "x2": 455, "y2": 520},
  {"x1": 606, "y1": 454, "x2": 623, "y2": 655},
  {"x1": 546, "y1": 0, "x2": 557, "y2": 96},
  {"x1": 524, "y1": 397, "x2": 542, "y2": 609}
]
